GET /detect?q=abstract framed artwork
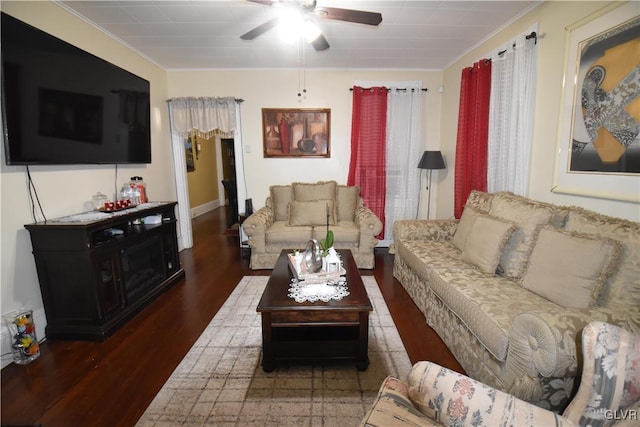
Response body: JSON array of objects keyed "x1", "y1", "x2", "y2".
[
  {"x1": 262, "y1": 108, "x2": 330, "y2": 158},
  {"x1": 552, "y1": 2, "x2": 640, "y2": 202}
]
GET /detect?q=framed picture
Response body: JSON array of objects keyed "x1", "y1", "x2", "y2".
[
  {"x1": 262, "y1": 108, "x2": 330, "y2": 158},
  {"x1": 184, "y1": 134, "x2": 195, "y2": 172},
  {"x1": 552, "y1": 2, "x2": 640, "y2": 202}
]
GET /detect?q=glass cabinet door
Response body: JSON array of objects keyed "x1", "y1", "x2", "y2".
[{"x1": 95, "y1": 255, "x2": 125, "y2": 319}]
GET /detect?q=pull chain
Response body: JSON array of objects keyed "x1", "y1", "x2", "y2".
[{"x1": 298, "y1": 38, "x2": 307, "y2": 100}]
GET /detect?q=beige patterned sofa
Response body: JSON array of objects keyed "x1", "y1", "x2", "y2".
[
  {"x1": 361, "y1": 321, "x2": 640, "y2": 426},
  {"x1": 243, "y1": 181, "x2": 383, "y2": 269},
  {"x1": 392, "y1": 190, "x2": 639, "y2": 412}
]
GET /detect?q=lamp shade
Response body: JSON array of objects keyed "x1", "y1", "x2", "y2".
[{"x1": 417, "y1": 150, "x2": 445, "y2": 170}]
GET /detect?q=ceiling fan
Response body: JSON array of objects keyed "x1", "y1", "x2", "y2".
[{"x1": 240, "y1": 0, "x2": 383, "y2": 51}]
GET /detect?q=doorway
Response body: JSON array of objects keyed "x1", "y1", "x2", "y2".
[{"x1": 220, "y1": 138, "x2": 238, "y2": 228}]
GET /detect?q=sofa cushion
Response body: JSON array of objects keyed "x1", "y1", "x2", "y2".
[
  {"x1": 489, "y1": 192, "x2": 555, "y2": 278},
  {"x1": 564, "y1": 207, "x2": 640, "y2": 311},
  {"x1": 287, "y1": 200, "x2": 336, "y2": 226},
  {"x1": 462, "y1": 215, "x2": 515, "y2": 275},
  {"x1": 313, "y1": 221, "x2": 360, "y2": 244},
  {"x1": 265, "y1": 221, "x2": 312, "y2": 244},
  {"x1": 292, "y1": 180, "x2": 338, "y2": 202},
  {"x1": 428, "y1": 266, "x2": 562, "y2": 361},
  {"x1": 396, "y1": 240, "x2": 477, "y2": 283},
  {"x1": 337, "y1": 185, "x2": 360, "y2": 222},
  {"x1": 464, "y1": 190, "x2": 494, "y2": 213},
  {"x1": 522, "y1": 227, "x2": 622, "y2": 309},
  {"x1": 270, "y1": 185, "x2": 292, "y2": 221},
  {"x1": 450, "y1": 206, "x2": 482, "y2": 251}
]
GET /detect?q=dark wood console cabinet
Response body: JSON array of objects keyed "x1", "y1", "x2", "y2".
[{"x1": 25, "y1": 202, "x2": 185, "y2": 341}]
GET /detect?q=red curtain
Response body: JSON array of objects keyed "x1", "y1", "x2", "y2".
[
  {"x1": 454, "y1": 60, "x2": 492, "y2": 218},
  {"x1": 347, "y1": 86, "x2": 388, "y2": 238}
]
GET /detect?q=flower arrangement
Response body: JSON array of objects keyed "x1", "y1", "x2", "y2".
[{"x1": 321, "y1": 202, "x2": 334, "y2": 256}]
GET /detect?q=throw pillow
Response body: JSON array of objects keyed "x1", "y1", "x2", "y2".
[
  {"x1": 461, "y1": 215, "x2": 515, "y2": 275},
  {"x1": 489, "y1": 193, "x2": 555, "y2": 278},
  {"x1": 521, "y1": 227, "x2": 622, "y2": 309},
  {"x1": 292, "y1": 180, "x2": 338, "y2": 202},
  {"x1": 337, "y1": 185, "x2": 360, "y2": 222},
  {"x1": 269, "y1": 185, "x2": 292, "y2": 221},
  {"x1": 288, "y1": 200, "x2": 337, "y2": 227},
  {"x1": 564, "y1": 207, "x2": 639, "y2": 311},
  {"x1": 450, "y1": 207, "x2": 482, "y2": 251}
]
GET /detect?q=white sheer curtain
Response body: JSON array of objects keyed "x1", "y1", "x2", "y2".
[
  {"x1": 488, "y1": 26, "x2": 538, "y2": 195},
  {"x1": 384, "y1": 86, "x2": 423, "y2": 242},
  {"x1": 167, "y1": 97, "x2": 244, "y2": 249}
]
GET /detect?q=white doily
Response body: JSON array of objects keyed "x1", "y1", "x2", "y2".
[{"x1": 288, "y1": 279, "x2": 349, "y2": 303}]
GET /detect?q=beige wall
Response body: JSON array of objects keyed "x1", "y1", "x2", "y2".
[
  {"x1": 186, "y1": 134, "x2": 219, "y2": 209},
  {"x1": 439, "y1": 1, "x2": 639, "y2": 221},
  {"x1": 0, "y1": 2, "x2": 175, "y2": 333},
  {"x1": 167, "y1": 69, "x2": 444, "y2": 217}
]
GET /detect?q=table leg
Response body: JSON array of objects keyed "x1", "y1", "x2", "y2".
[
  {"x1": 356, "y1": 311, "x2": 369, "y2": 371},
  {"x1": 261, "y1": 312, "x2": 275, "y2": 372}
]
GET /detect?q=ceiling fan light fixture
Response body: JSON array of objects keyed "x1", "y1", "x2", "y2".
[
  {"x1": 303, "y1": 20, "x2": 321, "y2": 43},
  {"x1": 278, "y1": 9, "x2": 304, "y2": 44}
]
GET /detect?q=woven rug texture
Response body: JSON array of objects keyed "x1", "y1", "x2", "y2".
[{"x1": 136, "y1": 275, "x2": 412, "y2": 427}]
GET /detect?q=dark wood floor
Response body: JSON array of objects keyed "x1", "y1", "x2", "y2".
[{"x1": 1, "y1": 207, "x2": 463, "y2": 426}]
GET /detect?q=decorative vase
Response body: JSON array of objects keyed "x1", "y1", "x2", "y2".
[
  {"x1": 278, "y1": 119, "x2": 291, "y2": 154},
  {"x1": 265, "y1": 125, "x2": 280, "y2": 150},
  {"x1": 303, "y1": 239, "x2": 323, "y2": 273},
  {"x1": 3, "y1": 309, "x2": 40, "y2": 365}
]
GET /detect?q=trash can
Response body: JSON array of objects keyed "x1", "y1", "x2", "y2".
[{"x1": 3, "y1": 309, "x2": 40, "y2": 365}]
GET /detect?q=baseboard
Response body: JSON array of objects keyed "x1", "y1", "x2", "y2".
[
  {"x1": 1, "y1": 307, "x2": 47, "y2": 369},
  {"x1": 191, "y1": 200, "x2": 220, "y2": 219}
]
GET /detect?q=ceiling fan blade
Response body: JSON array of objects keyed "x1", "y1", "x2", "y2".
[
  {"x1": 310, "y1": 33, "x2": 330, "y2": 51},
  {"x1": 245, "y1": 0, "x2": 281, "y2": 6},
  {"x1": 316, "y1": 7, "x2": 382, "y2": 26},
  {"x1": 240, "y1": 17, "x2": 280, "y2": 40}
]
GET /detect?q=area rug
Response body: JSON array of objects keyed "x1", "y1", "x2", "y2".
[{"x1": 136, "y1": 276, "x2": 412, "y2": 427}]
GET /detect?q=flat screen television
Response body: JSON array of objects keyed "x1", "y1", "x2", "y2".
[{"x1": 1, "y1": 12, "x2": 152, "y2": 165}]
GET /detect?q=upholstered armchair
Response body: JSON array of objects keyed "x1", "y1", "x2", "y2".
[{"x1": 361, "y1": 321, "x2": 639, "y2": 426}]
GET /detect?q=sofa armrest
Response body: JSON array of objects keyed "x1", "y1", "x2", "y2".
[
  {"x1": 360, "y1": 376, "x2": 437, "y2": 427},
  {"x1": 407, "y1": 361, "x2": 578, "y2": 427},
  {"x1": 355, "y1": 204, "x2": 383, "y2": 248},
  {"x1": 505, "y1": 308, "x2": 611, "y2": 410},
  {"x1": 242, "y1": 205, "x2": 274, "y2": 252},
  {"x1": 393, "y1": 219, "x2": 458, "y2": 242}
]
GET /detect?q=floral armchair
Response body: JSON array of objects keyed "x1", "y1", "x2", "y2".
[{"x1": 360, "y1": 321, "x2": 639, "y2": 426}]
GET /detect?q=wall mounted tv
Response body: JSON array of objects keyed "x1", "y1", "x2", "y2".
[{"x1": 1, "y1": 12, "x2": 152, "y2": 165}]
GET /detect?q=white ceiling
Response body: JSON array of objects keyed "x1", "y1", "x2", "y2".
[{"x1": 56, "y1": 0, "x2": 540, "y2": 70}]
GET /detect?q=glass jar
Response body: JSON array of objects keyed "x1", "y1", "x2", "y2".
[
  {"x1": 120, "y1": 182, "x2": 139, "y2": 206},
  {"x1": 120, "y1": 177, "x2": 147, "y2": 206},
  {"x1": 91, "y1": 192, "x2": 109, "y2": 210},
  {"x1": 130, "y1": 176, "x2": 147, "y2": 204}
]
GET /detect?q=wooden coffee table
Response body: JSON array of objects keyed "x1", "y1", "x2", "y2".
[{"x1": 257, "y1": 249, "x2": 373, "y2": 372}]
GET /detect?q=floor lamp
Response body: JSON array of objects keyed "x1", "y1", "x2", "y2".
[{"x1": 417, "y1": 151, "x2": 445, "y2": 219}]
